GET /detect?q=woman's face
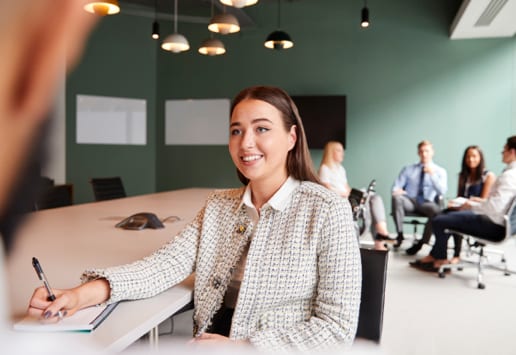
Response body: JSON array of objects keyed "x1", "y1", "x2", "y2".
[
  {"x1": 465, "y1": 148, "x2": 481, "y2": 170},
  {"x1": 229, "y1": 99, "x2": 296, "y2": 187},
  {"x1": 332, "y1": 144, "x2": 344, "y2": 163}
]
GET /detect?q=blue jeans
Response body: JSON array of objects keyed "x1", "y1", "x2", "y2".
[{"x1": 430, "y1": 211, "x2": 505, "y2": 260}]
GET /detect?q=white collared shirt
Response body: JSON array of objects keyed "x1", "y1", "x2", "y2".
[{"x1": 472, "y1": 161, "x2": 516, "y2": 226}]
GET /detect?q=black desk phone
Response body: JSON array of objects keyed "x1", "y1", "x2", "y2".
[{"x1": 115, "y1": 212, "x2": 164, "y2": 230}]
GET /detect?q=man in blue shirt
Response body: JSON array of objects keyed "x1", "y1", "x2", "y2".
[{"x1": 391, "y1": 140, "x2": 448, "y2": 254}]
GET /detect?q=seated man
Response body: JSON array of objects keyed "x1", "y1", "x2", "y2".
[
  {"x1": 411, "y1": 136, "x2": 516, "y2": 271},
  {"x1": 391, "y1": 140, "x2": 448, "y2": 254}
]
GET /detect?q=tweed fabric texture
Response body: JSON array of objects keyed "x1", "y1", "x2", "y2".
[{"x1": 82, "y1": 181, "x2": 361, "y2": 352}]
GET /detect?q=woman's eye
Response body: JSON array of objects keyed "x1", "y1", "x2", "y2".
[
  {"x1": 257, "y1": 127, "x2": 269, "y2": 133},
  {"x1": 230, "y1": 129, "x2": 241, "y2": 136}
]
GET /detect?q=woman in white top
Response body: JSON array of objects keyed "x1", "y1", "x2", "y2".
[{"x1": 319, "y1": 141, "x2": 393, "y2": 250}]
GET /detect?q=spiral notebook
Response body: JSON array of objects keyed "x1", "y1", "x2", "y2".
[{"x1": 14, "y1": 302, "x2": 118, "y2": 333}]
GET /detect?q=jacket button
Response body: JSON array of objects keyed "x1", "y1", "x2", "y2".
[
  {"x1": 213, "y1": 277, "x2": 221, "y2": 289},
  {"x1": 237, "y1": 225, "x2": 246, "y2": 234}
]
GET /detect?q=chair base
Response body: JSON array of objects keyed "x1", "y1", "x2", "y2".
[{"x1": 437, "y1": 244, "x2": 513, "y2": 289}]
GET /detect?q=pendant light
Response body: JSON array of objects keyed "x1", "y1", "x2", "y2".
[
  {"x1": 219, "y1": 0, "x2": 258, "y2": 8},
  {"x1": 84, "y1": 0, "x2": 120, "y2": 16},
  {"x1": 264, "y1": 0, "x2": 293, "y2": 50},
  {"x1": 151, "y1": 0, "x2": 160, "y2": 39},
  {"x1": 208, "y1": 13, "x2": 240, "y2": 34},
  {"x1": 360, "y1": 1, "x2": 370, "y2": 28},
  {"x1": 199, "y1": 38, "x2": 226, "y2": 56},
  {"x1": 200, "y1": 1, "x2": 226, "y2": 56},
  {"x1": 161, "y1": 0, "x2": 190, "y2": 53}
]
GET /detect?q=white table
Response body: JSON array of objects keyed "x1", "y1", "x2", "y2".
[{"x1": 5, "y1": 188, "x2": 213, "y2": 352}]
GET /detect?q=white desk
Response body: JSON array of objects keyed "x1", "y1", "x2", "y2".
[{"x1": 5, "y1": 188, "x2": 213, "y2": 352}]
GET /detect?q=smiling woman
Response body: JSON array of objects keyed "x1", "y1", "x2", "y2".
[{"x1": 27, "y1": 85, "x2": 361, "y2": 352}]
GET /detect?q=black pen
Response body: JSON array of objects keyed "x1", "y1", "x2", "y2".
[
  {"x1": 32, "y1": 257, "x2": 57, "y2": 301},
  {"x1": 32, "y1": 257, "x2": 63, "y2": 318}
]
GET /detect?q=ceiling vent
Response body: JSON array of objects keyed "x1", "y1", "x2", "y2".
[{"x1": 474, "y1": 0, "x2": 508, "y2": 26}]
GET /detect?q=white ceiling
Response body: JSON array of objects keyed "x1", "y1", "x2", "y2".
[{"x1": 450, "y1": 0, "x2": 516, "y2": 39}]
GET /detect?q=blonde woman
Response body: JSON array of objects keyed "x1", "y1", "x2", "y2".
[{"x1": 319, "y1": 141, "x2": 392, "y2": 250}]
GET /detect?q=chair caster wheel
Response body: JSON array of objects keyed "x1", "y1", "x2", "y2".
[
  {"x1": 438, "y1": 272, "x2": 446, "y2": 279},
  {"x1": 457, "y1": 267, "x2": 463, "y2": 271},
  {"x1": 478, "y1": 283, "x2": 485, "y2": 289},
  {"x1": 504, "y1": 272, "x2": 510, "y2": 276}
]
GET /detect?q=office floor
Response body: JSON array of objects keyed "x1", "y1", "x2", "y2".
[{"x1": 128, "y1": 236, "x2": 516, "y2": 355}]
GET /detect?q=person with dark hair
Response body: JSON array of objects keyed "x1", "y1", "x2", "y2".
[
  {"x1": 411, "y1": 136, "x2": 516, "y2": 272},
  {"x1": 391, "y1": 140, "x2": 448, "y2": 254},
  {"x1": 445, "y1": 145, "x2": 495, "y2": 263},
  {"x1": 28, "y1": 86, "x2": 361, "y2": 351}
]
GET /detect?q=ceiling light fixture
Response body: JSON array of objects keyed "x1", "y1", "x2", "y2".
[
  {"x1": 199, "y1": 38, "x2": 226, "y2": 56},
  {"x1": 264, "y1": 0, "x2": 293, "y2": 50},
  {"x1": 219, "y1": 0, "x2": 258, "y2": 8},
  {"x1": 208, "y1": 13, "x2": 240, "y2": 34},
  {"x1": 161, "y1": 0, "x2": 190, "y2": 53},
  {"x1": 151, "y1": 0, "x2": 160, "y2": 39},
  {"x1": 84, "y1": 0, "x2": 120, "y2": 16},
  {"x1": 200, "y1": 1, "x2": 226, "y2": 56},
  {"x1": 361, "y1": 1, "x2": 370, "y2": 28}
]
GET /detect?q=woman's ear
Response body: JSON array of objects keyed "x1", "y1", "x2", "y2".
[{"x1": 288, "y1": 125, "x2": 297, "y2": 151}]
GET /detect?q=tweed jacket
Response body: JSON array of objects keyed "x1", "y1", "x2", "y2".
[{"x1": 82, "y1": 181, "x2": 361, "y2": 352}]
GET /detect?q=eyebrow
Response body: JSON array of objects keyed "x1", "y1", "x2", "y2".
[{"x1": 230, "y1": 118, "x2": 273, "y2": 127}]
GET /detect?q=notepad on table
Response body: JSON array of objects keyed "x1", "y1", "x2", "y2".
[{"x1": 14, "y1": 302, "x2": 118, "y2": 333}]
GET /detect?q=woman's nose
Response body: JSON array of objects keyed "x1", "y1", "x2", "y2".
[{"x1": 242, "y1": 131, "x2": 255, "y2": 148}]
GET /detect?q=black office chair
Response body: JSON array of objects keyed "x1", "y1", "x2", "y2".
[
  {"x1": 167, "y1": 248, "x2": 389, "y2": 343},
  {"x1": 89, "y1": 176, "x2": 126, "y2": 201},
  {"x1": 401, "y1": 194, "x2": 445, "y2": 246},
  {"x1": 35, "y1": 184, "x2": 74, "y2": 210},
  {"x1": 356, "y1": 247, "x2": 388, "y2": 342},
  {"x1": 438, "y1": 197, "x2": 516, "y2": 289}
]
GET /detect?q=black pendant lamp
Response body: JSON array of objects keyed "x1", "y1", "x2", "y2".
[
  {"x1": 264, "y1": 0, "x2": 293, "y2": 50},
  {"x1": 361, "y1": 1, "x2": 370, "y2": 28},
  {"x1": 151, "y1": 0, "x2": 160, "y2": 39}
]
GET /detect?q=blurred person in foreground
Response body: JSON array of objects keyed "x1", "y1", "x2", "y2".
[{"x1": 0, "y1": 0, "x2": 96, "y2": 350}]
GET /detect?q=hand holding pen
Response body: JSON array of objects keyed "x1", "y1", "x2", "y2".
[{"x1": 31, "y1": 257, "x2": 66, "y2": 320}]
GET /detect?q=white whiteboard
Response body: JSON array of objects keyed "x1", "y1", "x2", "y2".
[
  {"x1": 165, "y1": 98, "x2": 230, "y2": 145},
  {"x1": 76, "y1": 95, "x2": 146, "y2": 145}
]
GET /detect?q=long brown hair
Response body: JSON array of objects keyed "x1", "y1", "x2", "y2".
[
  {"x1": 230, "y1": 86, "x2": 321, "y2": 185},
  {"x1": 458, "y1": 145, "x2": 485, "y2": 196}
]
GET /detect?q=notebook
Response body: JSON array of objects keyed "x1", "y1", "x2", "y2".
[{"x1": 14, "y1": 302, "x2": 118, "y2": 333}]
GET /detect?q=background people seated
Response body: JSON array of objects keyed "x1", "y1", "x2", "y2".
[
  {"x1": 391, "y1": 140, "x2": 448, "y2": 253},
  {"x1": 411, "y1": 136, "x2": 516, "y2": 271},
  {"x1": 445, "y1": 145, "x2": 495, "y2": 263},
  {"x1": 319, "y1": 141, "x2": 392, "y2": 250}
]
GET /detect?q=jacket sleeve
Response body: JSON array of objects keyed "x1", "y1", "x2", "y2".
[
  {"x1": 81, "y1": 206, "x2": 205, "y2": 304},
  {"x1": 249, "y1": 197, "x2": 362, "y2": 351}
]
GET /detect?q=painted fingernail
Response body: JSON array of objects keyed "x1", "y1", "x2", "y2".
[{"x1": 43, "y1": 310, "x2": 52, "y2": 319}]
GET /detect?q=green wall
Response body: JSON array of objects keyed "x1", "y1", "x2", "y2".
[
  {"x1": 67, "y1": 0, "x2": 516, "y2": 223},
  {"x1": 66, "y1": 14, "x2": 157, "y2": 203}
]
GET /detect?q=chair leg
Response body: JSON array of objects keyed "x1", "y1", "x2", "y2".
[{"x1": 477, "y1": 248, "x2": 486, "y2": 289}]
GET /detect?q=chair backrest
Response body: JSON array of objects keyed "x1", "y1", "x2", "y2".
[
  {"x1": 504, "y1": 196, "x2": 516, "y2": 238},
  {"x1": 89, "y1": 177, "x2": 126, "y2": 201},
  {"x1": 36, "y1": 184, "x2": 73, "y2": 210},
  {"x1": 356, "y1": 248, "x2": 388, "y2": 343}
]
